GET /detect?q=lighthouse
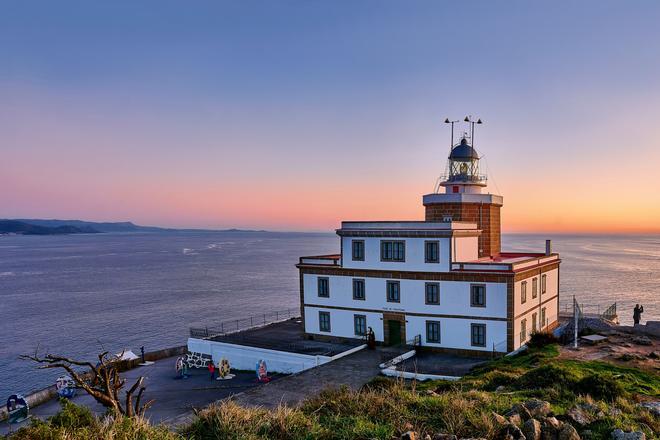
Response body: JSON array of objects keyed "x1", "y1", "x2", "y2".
[
  {"x1": 423, "y1": 127, "x2": 502, "y2": 258},
  {"x1": 295, "y1": 118, "x2": 560, "y2": 354}
]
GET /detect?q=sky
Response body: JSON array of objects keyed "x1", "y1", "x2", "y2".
[{"x1": 2, "y1": 1, "x2": 660, "y2": 233}]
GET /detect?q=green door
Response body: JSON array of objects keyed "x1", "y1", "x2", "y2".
[{"x1": 388, "y1": 320, "x2": 402, "y2": 346}]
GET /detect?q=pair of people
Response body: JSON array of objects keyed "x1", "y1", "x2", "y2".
[{"x1": 633, "y1": 304, "x2": 644, "y2": 326}]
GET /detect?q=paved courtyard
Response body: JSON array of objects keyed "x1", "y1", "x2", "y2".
[{"x1": 1, "y1": 355, "x2": 280, "y2": 434}]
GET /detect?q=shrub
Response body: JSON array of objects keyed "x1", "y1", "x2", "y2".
[
  {"x1": 516, "y1": 364, "x2": 579, "y2": 390},
  {"x1": 576, "y1": 373, "x2": 626, "y2": 401},
  {"x1": 48, "y1": 398, "x2": 95, "y2": 429},
  {"x1": 527, "y1": 331, "x2": 559, "y2": 348}
]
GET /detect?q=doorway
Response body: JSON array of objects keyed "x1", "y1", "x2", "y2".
[{"x1": 387, "y1": 320, "x2": 402, "y2": 346}]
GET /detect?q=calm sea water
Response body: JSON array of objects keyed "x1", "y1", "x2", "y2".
[{"x1": 0, "y1": 232, "x2": 658, "y2": 397}]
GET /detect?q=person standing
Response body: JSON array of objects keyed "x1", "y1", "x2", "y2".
[
  {"x1": 208, "y1": 361, "x2": 216, "y2": 380},
  {"x1": 633, "y1": 304, "x2": 644, "y2": 326}
]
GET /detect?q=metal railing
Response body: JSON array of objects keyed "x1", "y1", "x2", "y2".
[
  {"x1": 189, "y1": 308, "x2": 299, "y2": 339},
  {"x1": 601, "y1": 302, "x2": 617, "y2": 321}
]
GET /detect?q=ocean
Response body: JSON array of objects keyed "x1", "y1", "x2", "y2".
[{"x1": 0, "y1": 232, "x2": 658, "y2": 398}]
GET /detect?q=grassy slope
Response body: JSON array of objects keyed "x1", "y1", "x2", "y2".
[{"x1": 8, "y1": 344, "x2": 659, "y2": 440}]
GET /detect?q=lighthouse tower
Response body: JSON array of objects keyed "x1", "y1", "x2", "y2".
[{"x1": 423, "y1": 127, "x2": 503, "y2": 258}]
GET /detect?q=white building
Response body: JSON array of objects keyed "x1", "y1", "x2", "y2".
[{"x1": 297, "y1": 135, "x2": 560, "y2": 355}]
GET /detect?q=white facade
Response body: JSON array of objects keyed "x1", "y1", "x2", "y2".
[{"x1": 299, "y1": 221, "x2": 560, "y2": 354}]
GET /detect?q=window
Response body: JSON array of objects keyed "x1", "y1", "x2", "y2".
[
  {"x1": 380, "y1": 240, "x2": 405, "y2": 262},
  {"x1": 532, "y1": 278, "x2": 538, "y2": 299},
  {"x1": 470, "y1": 284, "x2": 486, "y2": 307},
  {"x1": 352, "y1": 279, "x2": 365, "y2": 300},
  {"x1": 354, "y1": 315, "x2": 367, "y2": 336},
  {"x1": 471, "y1": 323, "x2": 486, "y2": 347},
  {"x1": 351, "y1": 240, "x2": 365, "y2": 261},
  {"x1": 386, "y1": 281, "x2": 400, "y2": 303},
  {"x1": 319, "y1": 311, "x2": 331, "y2": 332},
  {"x1": 317, "y1": 277, "x2": 329, "y2": 298},
  {"x1": 521, "y1": 281, "x2": 527, "y2": 304},
  {"x1": 541, "y1": 274, "x2": 547, "y2": 294},
  {"x1": 424, "y1": 241, "x2": 440, "y2": 263},
  {"x1": 532, "y1": 312, "x2": 538, "y2": 333},
  {"x1": 426, "y1": 321, "x2": 441, "y2": 343},
  {"x1": 520, "y1": 318, "x2": 527, "y2": 342},
  {"x1": 425, "y1": 282, "x2": 440, "y2": 305},
  {"x1": 541, "y1": 307, "x2": 546, "y2": 329}
]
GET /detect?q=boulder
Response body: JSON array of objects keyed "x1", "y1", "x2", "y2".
[
  {"x1": 539, "y1": 416, "x2": 562, "y2": 440},
  {"x1": 493, "y1": 412, "x2": 509, "y2": 426},
  {"x1": 506, "y1": 404, "x2": 532, "y2": 421},
  {"x1": 524, "y1": 400, "x2": 552, "y2": 418},
  {"x1": 506, "y1": 413, "x2": 522, "y2": 426},
  {"x1": 522, "y1": 419, "x2": 542, "y2": 440},
  {"x1": 611, "y1": 429, "x2": 646, "y2": 440},
  {"x1": 497, "y1": 423, "x2": 526, "y2": 440},
  {"x1": 648, "y1": 351, "x2": 659, "y2": 359},
  {"x1": 557, "y1": 424, "x2": 580, "y2": 440},
  {"x1": 566, "y1": 403, "x2": 604, "y2": 426}
]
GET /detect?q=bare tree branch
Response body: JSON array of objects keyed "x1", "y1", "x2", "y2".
[{"x1": 20, "y1": 350, "x2": 153, "y2": 417}]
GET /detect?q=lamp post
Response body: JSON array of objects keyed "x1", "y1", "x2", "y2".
[
  {"x1": 444, "y1": 118, "x2": 460, "y2": 151},
  {"x1": 463, "y1": 116, "x2": 483, "y2": 146}
]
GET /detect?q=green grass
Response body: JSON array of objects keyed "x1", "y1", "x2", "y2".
[{"x1": 8, "y1": 344, "x2": 659, "y2": 440}]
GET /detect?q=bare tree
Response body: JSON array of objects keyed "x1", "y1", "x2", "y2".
[{"x1": 21, "y1": 351, "x2": 153, "y2": 417}]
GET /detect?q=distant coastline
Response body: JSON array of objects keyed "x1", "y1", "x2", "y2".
[{"x1": 0, "y1": 219, "x2": 268, "y2": 235}]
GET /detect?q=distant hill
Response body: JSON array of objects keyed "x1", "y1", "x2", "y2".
[
  {"x1": 9, "y1": 219, "x2": 268, "y2": 234},
  {"x1": 0, "y1": 220, "x2": 101, "y2": 235}
]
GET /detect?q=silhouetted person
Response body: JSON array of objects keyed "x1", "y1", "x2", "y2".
[
  {"x1": 633, "y1": 304, "x2": 644, "y2": 326},
  {"x1": 366, "y1": 326, "x2": 376, "y2": 349}
]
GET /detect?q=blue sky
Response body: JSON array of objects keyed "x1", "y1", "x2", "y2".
[{"x1": 2, "y1": 1, "x2": 660, "y2": 231}]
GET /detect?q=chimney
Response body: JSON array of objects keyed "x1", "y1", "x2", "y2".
[{"x1": 545, "y1": 239, "x2": 552, "y2": 256}]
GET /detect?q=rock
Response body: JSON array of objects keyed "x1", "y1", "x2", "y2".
[
  {"x1": 611, "y1": 429, "x2": 646, "y2": 440},
  {"x1": 648, "y1": 351, "x2": 659, "y2": 359},
  {"x1": 632, "y1": 336, "x2": 653, "y2": 346},
  {"x1": 401, "y1": 431, "x2": 418, "y2": 440},
  {"x1": 522, "y1": 419, "x2": 542, "y2": 440},
  {"x1": 508, "y1": 413, "x2": 523, "y2": 426},
  {"x1": 638, "y1": 401, "x2": 660, "y2": 417},
  {"x1": 425, "y1": 389, "x2": 439, "y2": 396},
  {"x1": 497, "y1": 423, "x2": 526, "y2": 440},
  {"x1": 524, "y1": 400, "x2": 552, "y2": 418},
  {"x1": 506, "y1": 404, "x2": 532, "y2": 421},
  {"x1": 539, "y1": 417, "x2": 562, "y2": 440},
  {"x1": 557, "y1": 424, "x2": 580, "y2": 440},
  {"x1": 496, "y1": 385, "x2": 506, "y2": 392},
  {"x1": 544, "y1": 417, "x2": 562, "y2": 430},
  {"x1": 566, "y1": 403, "x2": 604, "y2": 426},
  {"x1": 424, "y1": 435, "x2": 432, "y2": 440},
  {"x1": 493, "y1": 412, "x2": 509, "y2": 426},
  {"x1": 566, "y1": 406, "x2": 591, "y2": 426}
]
